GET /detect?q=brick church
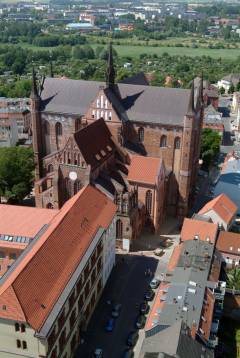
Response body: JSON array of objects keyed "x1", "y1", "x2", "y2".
[{"x1": 30, "y1": 44, "x2": 204, "y2": 248}]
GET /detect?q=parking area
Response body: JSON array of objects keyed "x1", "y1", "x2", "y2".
[{"x1": 75, "y1": 252, "x2": 172, "y2": 358}]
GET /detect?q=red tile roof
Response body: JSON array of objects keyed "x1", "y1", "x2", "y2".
[
  {"x1": 0, "y1": 204, "x2": 59, "y2": 238},
  {"x1": 198, "y1": 194, "x2": 237, "y2": 225},
  {"x1": 181, "y1": 218, "x2": 218, "y2": 244},
  {"x1": 145, "y1": 282, "x2": 169, "y2": 332},
  {"x1": 167, "y1": 243, "x2": 183, "y2": 272},
  {"x1": 0, "y1": 185, "x2": 116, "y2": 331},
  {"x1": 216, "y1": 231, "x2": 240, "y2": 255},
  {"x1": 127, "y1": 155, "x2": 163, "y2": 185}
]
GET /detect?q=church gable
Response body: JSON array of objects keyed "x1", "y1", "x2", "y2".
[
  {"x1": 60, "y1": 136, "x2": 86, "y2": 168},
  {"x1": 85, "y1": 88, "x2": 121, "y2": 123}
]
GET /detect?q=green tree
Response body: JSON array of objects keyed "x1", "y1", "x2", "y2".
[
  {"x1": 227, "y1": 268, "x2": 240, "y2": 290},
  {"x1": 228, "y1": 83, "x2": 235, "y2": 94},
  {"x1": 0, "y1": 147, "x2": 34, "y2": 203},
  {"x1": 200, "y1": 128, "x2": 221, "y2": 167},
  {"x1": 219, "y1": 86, "x2": 225, "y2": 95},
  {"x1": 236, "y1": 82, "x2": 240, "y2": 92}
]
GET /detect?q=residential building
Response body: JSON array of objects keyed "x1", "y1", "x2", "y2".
[
  {"x1": 140, "y1": 239, "x2": 225, "y2": 355},
  {"x1": 0, "y1": 118, "x2": 18, "y2": 147},
  {"x1": 0, "y1": 185, "x2": 117, "y2": 358},
  {"x1": 217, "y1": 74, "x2": 240, "y2": 93},
  {"x1": 216, "y1": 231, "x2": 240, "y2": 268},
  {"x1": 198, "y1": 193, "x2": 238, "y2": 230},
  {"x1": 180, "y1": 217, "x2": 218, "y2": 244}
]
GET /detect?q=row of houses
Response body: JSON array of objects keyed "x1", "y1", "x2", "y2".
[{"x1": 140, "y1": 193, "x2": 240, "y2": 357}]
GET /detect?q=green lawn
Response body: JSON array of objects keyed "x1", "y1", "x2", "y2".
[{"x1": 99, "y1": 44, "x2": 240, "y2": 60}]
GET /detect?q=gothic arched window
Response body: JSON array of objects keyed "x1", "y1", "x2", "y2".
[
  {"x1": 145, "y1": 190, "x2": 152, "y2": 215},
  {"x1": 116, "y1": 219, "x2": 123, "y2": 239},
  {"x1": 138, "y1": 127, "x2": 144, "y2": 142},
  {"x1": 174, "y1": 137, "x2": 181, "y2": 149},
  {"x1": 44, "y1": 120, "x2": 50, "y2": 135},
  {"x1": 56, "y1": 122, "x2": 62, "y2": 136},
  {"x1": 160, "y1": 135, "x2": 167, "y2": 148}
]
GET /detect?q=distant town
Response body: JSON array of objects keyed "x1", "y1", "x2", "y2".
[{"x1": 0, "y1": 1, "x2": 240, "y2": 358}]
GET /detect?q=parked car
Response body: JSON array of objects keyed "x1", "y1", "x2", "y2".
[
  {"x1": 111, "y1": 303, "x2": 122, "y2": 318},
  {"x1": 93, "y1": 348, "x2": 103, "y2": 357},
  {"x1": 149, "y1": 278, "x2": 160, "y2": 289},
  {"x1": 144, "y1": 289, "x2": 155, "y2": 301},
  {"x1": 105, "y1": 318, "x2": 115, "y2": 332},
  {"x1": 122, "y1": 348, "x2": 134, "y2": 358},
  {"x1": 135, "y1": 314, "x2": 146, "y2": 329},
  {"x1": 139, "y1": 301, "x2": 149, "y2": 314},
  {"x1": 127, "y1": 331, "x2": 139, "y2": 347}
]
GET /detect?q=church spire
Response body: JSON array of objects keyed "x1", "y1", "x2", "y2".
[
  {"x1": 187, "y1": 79, "x2": 195, "y2": 116},
  {"x1": 30, "y1": 66, "x2": 39, "y2": 99},
  {"x1": 106, "y1": 42, "x2": 115, "y2": 89}
]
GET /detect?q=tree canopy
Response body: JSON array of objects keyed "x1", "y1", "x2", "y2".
[
  {"x1": 0, "y1": 147, "x2": 34, "y2": 203},
  {"x1": 227, "y1": 268, "x2": 240, "y2": 290},
  {"x1": 200, "y1": 128, "x2": 221, "y2": 167}
]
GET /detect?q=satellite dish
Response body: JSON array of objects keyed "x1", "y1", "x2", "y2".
[{"x1": 69, "y1": 171, "x2": 77, "y2": 181}]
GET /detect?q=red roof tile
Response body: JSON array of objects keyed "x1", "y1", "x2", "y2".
[
  {"x1": 216, "y1": 231, "x2": 240, "y2": 255},
  {"x1": 0, "y1": 185, "x2": 116, "y2": 331},
  {"x1": 198, "y1": 194, "x2": 237, "y2": 225},
  {"x1": 0, "y1": 205, "x2": 59, "y2": 238},
  {"x1": 127, "y1": 155, "x2": 163, "y2": 185},
  {"x1": 181, "y1": 218, "x2": 218, "y2": 244}
]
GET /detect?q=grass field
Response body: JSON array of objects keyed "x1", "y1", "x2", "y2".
[
  {"x1": 5, "y1": 42, "x2": 240, "y2": 60},
  {"x1": 94, "y1": 44, "x2": 240, "y2": 60}
]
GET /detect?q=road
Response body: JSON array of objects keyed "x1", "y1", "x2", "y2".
[{"x1": 75, "y1": 248, "x2": 177, "y2": 358}]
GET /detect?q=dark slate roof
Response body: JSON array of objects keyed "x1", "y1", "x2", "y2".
[
  {"x1": 140, "y1": 321, "x2": 213, "y2": 358},
  {"x1": 40, "y1": 78, "x2": 191, "y2": 126}
]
